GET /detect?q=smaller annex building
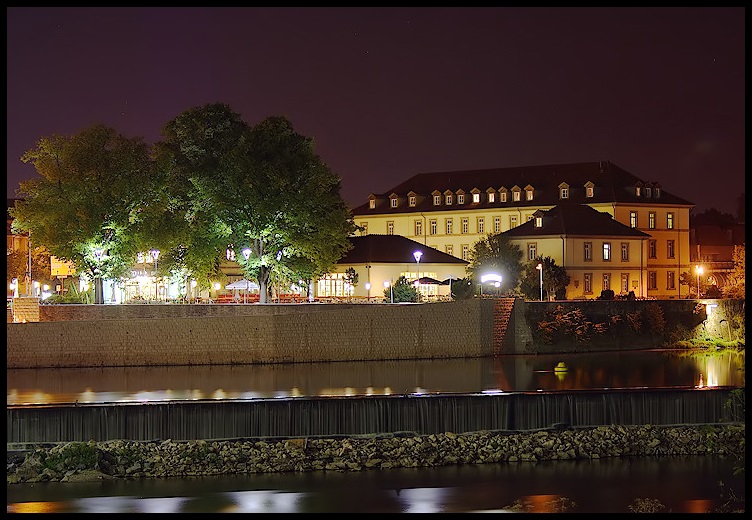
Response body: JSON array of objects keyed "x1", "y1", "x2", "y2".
[
  {"x1": 503, "y1": 204, "x2": 650, "y2": 299},
  {"x1": 319, "y1": 234, "x2": 469, "y2": 301}
]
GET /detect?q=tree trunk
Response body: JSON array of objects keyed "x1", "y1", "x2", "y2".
[{"x1": 258, "y1": 265, "x2": 271, "y2": 304}]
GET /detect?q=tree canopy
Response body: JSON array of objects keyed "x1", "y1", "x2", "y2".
[
  {"x1": 519, "y1": 256, "x2": 571, "y2": 300},
  {"x1": 10, "y1": 125, "x2": 154, "y2": 302},
  {"x1": 466, "y1": 233, "x2": 523, "y2": 294}
]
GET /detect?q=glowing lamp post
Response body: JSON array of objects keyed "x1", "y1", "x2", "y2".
[
  {"x1": 365, "y1": 282, "x2": 371, "y2": 301},
  {"x1": 413, "y1": 249, "x2": 423, "y2": 288},
  {"x1": 150, "y1": 249, "x2": 160, "y2": 301},
  {"x1": 695, "y1": 264, "x2": 703, "y2": 299},
  {"x1": 242, "y1": 248, "x2": 252, "y2": 304},
  {"x1": 536, "y1": 262, "x2": 543, "y2": 301},
  {"x1": 480, "y1": 273, "x2": 502, "y2": 298}
]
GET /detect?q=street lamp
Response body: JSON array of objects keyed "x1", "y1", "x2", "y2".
[
  {"x1": 695, "y1": 264, "x2": 703, "y2": 299},
  {"x1": 413, "y1": 249, "x2": 423, "y2": 284},
  {"x1": 150, "y1": 249, "x2": 160, "y2": 301},
  {"x1": 242, "y1": 248, "x2": 252, "y2": 304},
  {"x1": 536, "y1": 263, "x2": 543, "y2": 301}
]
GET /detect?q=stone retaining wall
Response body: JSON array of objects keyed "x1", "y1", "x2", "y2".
[{"x1": 6, "y1": 424, "x2": 745, "y2": 484}]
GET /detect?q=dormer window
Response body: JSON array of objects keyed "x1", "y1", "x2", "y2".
[
  {"x1": 635, "y1": 183, "x2": 642, "y2": 197},
  {"x1": 584, "y1": 181, "x2": 595, "y2": 198},
  {"x1": 457, "y1": 193, "x2": 465, "y2": 204},
  {"x1": 525, "y1": 185, "x2": 534, "y2": 201},
  {"x1": 390, "y1": 197, "x2": 398, "y2": 208},
  {"x1": 432, "y1": 191, "x2": 441, "y2": 206},
  {"x1": 512, "y1": 186, "x2": 521, "y2": 202},
  {"x1": 408, "y1": 195, "x2": 416, "y2": 207},
  {"x1": 655, "y1": 186, "x2": 661, "y2": 198},
  {"x1": 485, "y1": 187, "x2": 496, "y2": 203},
  {"x1": 645, "y1": 187, "x2": 652, "y2": 198},
  {"x1": 559, "y1": 182, "x2": 569, "y2": 199},
  {"x1": 535, "y1": 216, "x2": 543, "y2": 227},
  {"x1": 444, "y1": 191, "x2": 453, "y2": 205},
  {"x1": 473, "y1": 193, "x2": 481, "y2": 203},
  {"x1": 499, "y1": 188, "x2": 508, "y2": 203},
  {"x1": 369, "y1": 199, "x2": 376, "y2": 209}
]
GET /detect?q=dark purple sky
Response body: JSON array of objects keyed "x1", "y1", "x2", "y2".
[{"x1": 7, "y1": 7, "x2": 745, "y2": 215}]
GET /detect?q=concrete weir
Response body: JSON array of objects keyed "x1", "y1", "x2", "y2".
[{"x1": 7, "y1": 387, "x2": 740, "y2": 445}]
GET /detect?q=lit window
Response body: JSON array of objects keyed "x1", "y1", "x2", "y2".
[
  {"x1": 457, "y1": 194, "x2": 464, "y2": 204},
  {"x1": 461, "y1": 218, "x2": 468, "y2": 234},
  {"x1": 494, "y1": 216, "x2": 501, "y2": 233},
  {"x1": 473, "y1": 193, "x2": 480, "y2": 203},
  {"x1": 630, "y1": 211, "x2": 637, "y2": 228},
  {"x1": 603, "y1": 242, "x2": 611, "y2": 261},
  {"x1": 429, "y1": 219, "x2": 437, "y2": 235},
  {"x1": 477, "y1": 218, "x2": 485, "y2": 234},
  {"x1": 586, "y1": 186, "x2": 594, "y2": 198},
  {"x1": 488, "y1": 192, "x2": 495, "y2": 203},
  {"x1": 387, "y1": 221, "x2": 394, "y2": 235},
  {"x1": 584, "y1": 242, "x2": 592, "y2": 261},
  {"x1": 390, "y1": 198, "x2": 398, "y2": 208},
  {"x1": 667, "y1": 213, "x2": 674, "y2": 229},
  {"x1": 513, "y1": 190, "x2": 521, "y2": 201},
  {"x1": 535, "y1": 216, "x2": 542, "y2": 227},
  {"x1": 648, "y1": 212, "x2": 656, "y2": 229},
  {"x1": 560, "y1": 187, "x2": 569, "y2": 199},
  {"x1": 433, "y1": 195, "x2": 441, "y2": 206},
  {"x1": 445, "y1": 219, "x2": 453, "y2": 235},
  {"x1": 369, "y1": 199, "x2": 375, "y2": 209},
  {"x1": 635, "y1": 186, "x2": 641, "y2": 197},
  {"x1": 526, "y1": 189, "x2": 533, "y2": 201},
  {"x1": 409, "y1": 196, "x2": 416, "y2": 207},
  {"x1": 621, "y1": 243, "x2": 629, "y2": 261}
]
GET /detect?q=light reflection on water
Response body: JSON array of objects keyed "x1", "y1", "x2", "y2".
[
  {"x1": 6, "y1": 456, "x2": 744, "y2": 513},
  {"x1": 6, "y1": 350, "x2": 744, "y2": 406}
]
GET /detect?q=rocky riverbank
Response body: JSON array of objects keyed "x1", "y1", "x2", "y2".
[{"x1": 7, "y1": 424, "x2": 745, "y2": 484}]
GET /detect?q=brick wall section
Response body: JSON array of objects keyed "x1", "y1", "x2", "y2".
[
  {"x1": 492, "y1": 298, "x2": 517, "y2": 356},
  {"x1": 11, "y1": 297, "x2": 39, "y2": 323},
  {"x1": 7, "y1": 300, "x2": 496, "y2": 368}
]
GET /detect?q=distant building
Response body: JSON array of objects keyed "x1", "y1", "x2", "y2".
[{"x1": 351, "y1": 160, "x2": 694, "y2": 299}]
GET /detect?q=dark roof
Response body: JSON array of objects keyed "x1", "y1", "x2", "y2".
[
  {"x1": 338, "y1": 235, "x2": 468, "y2": 265},
  {"x1": 351, "y1": 161, "x2": 694, "y2": 215},
  {"x1": 502, "y1": 204, "x2": 651, "y2": 239}
]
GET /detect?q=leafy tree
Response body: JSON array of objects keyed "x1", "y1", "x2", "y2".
[
  {"x1": 723, "y1": 245, "x2": 745, "y2": 298},
  {"x1": 6, "y1": 246, "x2": 52, "y2": 287},
  {"x1": 466, "y1": 233, "x2": 523, "y2": 294},
  {"x1": 519, "y1": 256, "x2": 570, "y2": 301},
  {"x1": 343, "y1": 267, "x2": 358, "y2": 300},
  {"x1": 384, "y1": 275, "x2": 419, "y2": 303},
  {"x1": 10, "y1": 125, "x2": 153, "y2": 303},
  {"x1": 450, "y1": 277, "x2": 475, "y2": 300},
  {"x1": 218, "y1": 114, "x2": 355, "y2": 303},
  {"x1": 149, "y1": 103, "x2": 250, "y2": 292}
]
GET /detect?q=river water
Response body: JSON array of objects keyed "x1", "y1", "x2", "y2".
[{"x1": 6, "y1": 349, "x2": 746, "y2": 513}]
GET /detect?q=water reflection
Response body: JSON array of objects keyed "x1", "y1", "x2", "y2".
[
  {"x1": 6, "y1": 350, "x2": 744, "y2": 406},
  {"x1": 6, "y1": 455, "x2": 744, "y2": 513}
]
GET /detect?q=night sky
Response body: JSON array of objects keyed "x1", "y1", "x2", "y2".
[{"x1": 7, "y1": 7, "x2": 745, "y2": 216}]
